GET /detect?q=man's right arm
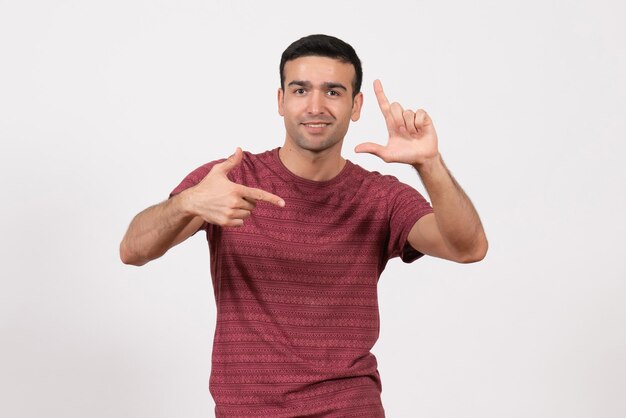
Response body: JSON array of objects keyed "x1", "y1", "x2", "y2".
[
  {"x1": 119, "y1": 148, "x2": 285, "y2": 266},
  {"x1": 119, "y1": 194, "x2": 204, "y2": 266}
]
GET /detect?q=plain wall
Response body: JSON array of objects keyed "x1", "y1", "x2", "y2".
[{"x1": 1, "y1": 0, "x2": 625, "y2": 417}]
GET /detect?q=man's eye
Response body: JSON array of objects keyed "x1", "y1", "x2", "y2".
[
  {"x1": 327, "y1": 90, "x2": 340, "y2": 96},
  {"x1": 294, "y1": 88, "x2": 306, "y2": 95}
]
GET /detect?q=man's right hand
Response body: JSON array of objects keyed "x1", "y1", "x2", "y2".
[
  {"x1": 120, "y1": 147, "x2": 283, "y2": 265},
  {"x1": 180, "y1": 147, "x2": 285, "y2": 228}
]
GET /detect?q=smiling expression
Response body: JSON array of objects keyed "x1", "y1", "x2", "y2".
[{"x1": 278, "y1": 56, "x2": 363, "y2": 154}]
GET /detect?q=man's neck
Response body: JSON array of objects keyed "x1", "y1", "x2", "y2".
[{"x1": 278, "y1": 143, "x2": 346, "y2": 182}]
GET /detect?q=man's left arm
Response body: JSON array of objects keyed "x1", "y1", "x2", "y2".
[
  {"x1": 355, "y1": 80, "x2": 488, "y2": 263},
  {"x1": 407, "y1": 155, "x2": 487, "y2": 263}
]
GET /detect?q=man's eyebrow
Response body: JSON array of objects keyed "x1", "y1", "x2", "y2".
[
  {"x1": 287, "y1": 80, "x2": 348, "y2": 91},
  {"x1": 322, "y1": 82, "x2": 347, "y2": 91},
  {"x1": 288, "y1": 80, "x2": 312, "y2": 88}
]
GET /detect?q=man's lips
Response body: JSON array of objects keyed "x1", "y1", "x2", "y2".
[
  {"x1": 300, "y1": 120, "x2": 333, "y2": 128},
  {"x1": 302, "y1": 123, "x2": 330, "y2": 128}
]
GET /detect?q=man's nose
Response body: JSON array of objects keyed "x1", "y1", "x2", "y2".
[{"x1": 306, "y1": 91, "x2": 324, "y2": 114}]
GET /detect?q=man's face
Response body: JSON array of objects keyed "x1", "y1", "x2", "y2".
[{"x1": 278, "y1": 56, "x2": 363, "y2": 154}]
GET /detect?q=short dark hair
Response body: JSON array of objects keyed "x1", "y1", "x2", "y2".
[{"x1": 279, "y1": 34, "x2": 363, "y2": 98}]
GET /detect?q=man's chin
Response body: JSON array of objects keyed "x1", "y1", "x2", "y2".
[{"x1": 296, "y1": 138, "x2": 343, "y2": 154}]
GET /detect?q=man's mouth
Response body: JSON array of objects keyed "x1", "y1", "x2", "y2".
[{"x1": 302, "y1": 123, "x2": 330, "y2": 128}]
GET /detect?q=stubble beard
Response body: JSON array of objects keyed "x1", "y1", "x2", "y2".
[{"x1": 291, "y1": 134, "x2": 342, "y2": 153}]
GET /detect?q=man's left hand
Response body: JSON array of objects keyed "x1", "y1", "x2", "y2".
[{"x1": 355, "y1": 79, "x2": 439, "y2": 167}]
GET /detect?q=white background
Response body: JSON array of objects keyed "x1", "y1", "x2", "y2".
[{"x1": 1, "y1": 1, "x2": 625, "y2": 417}]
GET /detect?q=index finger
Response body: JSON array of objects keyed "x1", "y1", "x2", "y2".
[
  {"x1": 374, "y1": 79, "x2": 394, "y2": 131},
  {"x1": 240, "y1": 185, "x2": 285, "y2": 207}
]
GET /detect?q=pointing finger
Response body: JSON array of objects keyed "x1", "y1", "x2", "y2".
[
  {"x1": 240, "y1": 185, "x2": 285, "y2": 207},
  {"x1": 374, "y1": 79, "x2": 390, "y2": 110},
  {"x1": 374, "y1": 80, "x2": 394, "y2": 132}
]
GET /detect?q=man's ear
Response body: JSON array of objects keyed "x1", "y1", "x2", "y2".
[
  {"x1": 351, "y1": 92, "x2": 364, "y2": 122},
  {"x1": 277, "y1": 88, "x2": 284, "y2": 116}
]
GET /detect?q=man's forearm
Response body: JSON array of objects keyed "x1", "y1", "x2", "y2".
[
  {"x1": 119, "y1": 193, "x2": 197, "y2": 266},
  {"x1": 414, "y1": 154, "x2": 487, "y2": 260}
]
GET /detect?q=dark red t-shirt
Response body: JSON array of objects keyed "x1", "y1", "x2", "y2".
[{"x1": 171, "y1": 148, "x2": 433, "y2": 417}]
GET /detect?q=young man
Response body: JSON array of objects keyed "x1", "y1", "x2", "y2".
[{"x1": 120, "y1": 34, "x2": 487, "y2": 417}]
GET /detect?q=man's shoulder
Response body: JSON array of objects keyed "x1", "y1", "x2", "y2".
[
  {"x1": 241, "y1": 148, "x2": 276, "y2": 164},
  {"x1": 348, "y1": 160, "x2": 405, "y2": 187}
]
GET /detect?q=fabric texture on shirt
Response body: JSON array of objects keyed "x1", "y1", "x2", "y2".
[{"x1": 170, "y1": 148, "x2": 433, "y2": 417}]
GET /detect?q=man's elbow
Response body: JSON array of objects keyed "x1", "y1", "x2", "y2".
[
  {"x1": 119, "y1": 241, "x2": 150, "y2": 266},
  {"x1": 455, "y1": 238, "x2": 488, "y2": 264}
]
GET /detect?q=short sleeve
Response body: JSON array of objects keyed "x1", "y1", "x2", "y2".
[{"x1": 385, "y1": 177, "x2": 434, "y2": 263}]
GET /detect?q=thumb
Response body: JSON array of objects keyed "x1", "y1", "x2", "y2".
[
  {"x1": 216, "y1": 147, "x2": 243, "y2": 174},
  {"x1": 354, "y1": 142, "x2": 386, "y2": 157}
]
